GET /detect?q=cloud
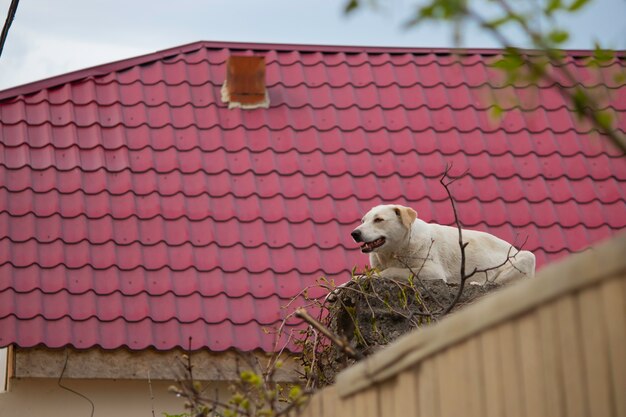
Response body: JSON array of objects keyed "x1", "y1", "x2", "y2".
[
  {"x1": 0, "y1": 25, "x2": 149, "y2": 90},
  {"x1": 0, "y1": 0, "x2": 623, "y2": 92}
]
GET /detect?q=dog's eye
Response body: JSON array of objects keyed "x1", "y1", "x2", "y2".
[{"x1": 373, "y1": 218, "x2": 384, "y2": 223}]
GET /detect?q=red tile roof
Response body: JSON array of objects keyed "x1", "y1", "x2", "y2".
[{"x1": 0, "y1": 41, "x2": 624, "y2": 352}]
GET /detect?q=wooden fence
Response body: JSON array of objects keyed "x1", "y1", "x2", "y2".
[{"x1": 297, "y1": 233, "x2": 626, "y2": 417}]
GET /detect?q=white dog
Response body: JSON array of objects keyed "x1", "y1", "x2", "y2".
[{"x1": 351, "y1": 204, "x2": 535, "y2": 285}]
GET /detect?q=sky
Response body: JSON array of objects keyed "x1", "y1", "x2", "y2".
[{"x1": 0, "y1": 0, "x2": 625, "y2": 91}]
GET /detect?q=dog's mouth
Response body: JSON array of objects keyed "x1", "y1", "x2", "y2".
[{"x1": 360, "y1": 237, "x2": 386, "y2": 253}]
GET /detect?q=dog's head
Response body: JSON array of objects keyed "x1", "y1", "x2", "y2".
[{"x1": 351, "y1": 204, "x2": 417, "y2": 253}]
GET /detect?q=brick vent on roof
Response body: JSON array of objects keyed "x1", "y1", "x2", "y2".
[{"x1": 221, "y1": 55, "x2": 269, "y2": 109}]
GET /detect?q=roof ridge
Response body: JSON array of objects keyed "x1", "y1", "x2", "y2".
[{"x1": 1, "y1": 40, "x2": 623, "y2": 102}]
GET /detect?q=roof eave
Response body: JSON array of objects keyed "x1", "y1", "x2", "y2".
[{"x1": 0, "y1": 41, "x2": 210, "y2": 102}]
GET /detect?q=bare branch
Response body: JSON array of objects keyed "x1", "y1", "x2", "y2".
[
  {"x1": 295, "y1": 308, "x2": 363, "y2": 360},
  {"x1": 439, "y1": 165, "x2": 475, "y2": 315},
  {"x1": 466, "y1": 236, "x2": 528, "y2": 283}
]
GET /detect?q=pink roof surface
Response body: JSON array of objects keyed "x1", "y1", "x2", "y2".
[{"x1": 0, "y1": 41, "x2": 624, "y2": 352}]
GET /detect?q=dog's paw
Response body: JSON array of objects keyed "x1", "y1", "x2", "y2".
[{"x1": 377, "y1": 267, "x2": 414, "y2": 281}]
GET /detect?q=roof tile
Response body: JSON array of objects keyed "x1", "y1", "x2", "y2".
[{"x1": 1, "y1": 42, "x2": 624, "y2": 352}]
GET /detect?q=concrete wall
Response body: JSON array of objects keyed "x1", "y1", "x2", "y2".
[
  {"x1": 1, "y1": 348, "x2": 300, "y2": 415},
  {"x1": 0, "y1": 378, "x2": 230, "y2": 417},
  {"x1": 12, "y1": 347, "x2": 299, "y2": 382},
  {"x1": 297, "y1": 233, "x2": 626, "y2": 417}
]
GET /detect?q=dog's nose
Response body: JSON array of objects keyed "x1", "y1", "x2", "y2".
[{"x1": 351, "y1": 230, "x2": 363, "y2": 242}]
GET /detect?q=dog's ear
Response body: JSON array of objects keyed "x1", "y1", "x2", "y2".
[{"x1": 393, "y1": 206, "x2": 417, "y2": 229}]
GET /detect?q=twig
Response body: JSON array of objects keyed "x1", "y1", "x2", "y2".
[
  {"x1": 439, "y1": 164, "x2": 474, "y2": 315},
  {"x1": 438, "y1": 164, "x2": 529, "y2": 315},
  {"x1": 366, "y1": 275, "x2": 436, "y2": 321},
  {"x1": 305, "y1": 329, "x2": 321, "y2": 390},
  {"x1": 295, "y1": 308, "x2": 363, "y2": 360},
  {"x1": 396, "y1": 238, "x2": 446, "y2": 313}
]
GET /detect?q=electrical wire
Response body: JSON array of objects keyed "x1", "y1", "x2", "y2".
[
  {"x1": 58, "y1": 350, "x2": 96, "y2": 417},
  {"x1": 0, "y1": 0, "x2": 20, "y2": 58}
]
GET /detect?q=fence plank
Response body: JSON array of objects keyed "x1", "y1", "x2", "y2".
[
  {"x1": 435, "y1": 347, "x2": 463, "y2": 417},
  {"x1": 578, "y1": 284, "x2": 613, "y2": 417},
  {"x1": 353, "y1": 385, "x2": 379, "y2": 417},
  {"x1": 517, "y1": 312, "x2": 546, "y2": 417},
  {"x1": 480, "y1": 329, "x2": 504, "y2": 417},
  {"x1": 392, "y1": 368, "x2": 419, "y2": 417},
  {"x1": 498, "y1": 322, "x2": 524, "y2": 417},
  {"x1": 538, "y1": 303, "x2": 565, "y2": 417},
  {"x1": 320, "y1": 385, "x2": 341, "y2": 417},
  {"x1": 600, "y1": 277, "x2": 626, "y2": 417},
  {"x1": 378, "y1": 376, "x2": 397, "y2": 417},
  {"x1": 337, "y1": 390, "x2": 358, "y2": 416},
  {"x1": 300, "y1": 386, "x2": 323, "y2": 417},
  {"x1": 464, "y1": 337, "x2": 485, "y2": 417},
  {"x1": 555, "y1": 295, "x2": 588, "y2": 417},
  {"x1": 453, "y1": 342, "x2": 473, "y2": 417},
  {"x1": 417, "y1": 357, "x2": 439, "y2": 417}
]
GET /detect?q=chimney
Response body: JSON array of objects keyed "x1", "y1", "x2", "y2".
[{"x1": 221, "y1": 55, "x2": 269, "y2": 109}]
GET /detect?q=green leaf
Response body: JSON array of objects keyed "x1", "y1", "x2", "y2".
[
  {"x1": 288, "y1": 385, "x2": 302, "y2": 400},
  {"x1": 416, "y1": 0, "x2": 467, "y2": 21},
  {"x1": 568, "y1": 0, "x2": 591, "y2": 11},
  {"x1": 490, "y1": 105, "x2": 504, "y2": 121},
  {"x1": 528, "y1": 60, "x2": 548, "y2": 83},
  {"x1": 571, "y1": 88, "x2": 589, "y2": 117},
  {"x1": 240, "y1": 370, "x2": 262, "y2": 386},
  {"x1": 613, "y1": 72, "x2": 626, "y2": 84},
  {"x1": 418, "y1": 4, "x2": 436, "y2": 20},
  {"x1": 491, "y1": 54, "x2": 524, "y2": 71},
  {"x1": 484, "y1": 14, "x2": 513, "y2": 29},
  {"x1": 596, "y1": 111, "x2": 613, "y2": 130},
  {"x1": 230, "y1": 392, "x2": 244, "y2": 405},
  {"x1": 441, "y1": 0, "x2": 466, "y2": 19},
  {"x1": 491, "y1": 59, "x2": 511, "y2": 70},
  {"x1": 545, "y1": 0, "x2": 562, "y2": 14},
  {"x1": 344, "y1": 0, "x2": 359, "y2": 14},
  {"x1": 241, "y1": 398, "x2": 250, "y2": 410},
  {"x1": 548, "y1": 30, "x2": 569, "y2": 44},
  {"x1": 593, "y1": 44, "x2": 614, "y2": 63}
]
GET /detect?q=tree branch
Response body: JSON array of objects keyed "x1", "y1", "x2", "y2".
[
  {"x1": 439, "y1": 164, "x2": 474, "y2": 315},
  {"x1": 295, "y1": 308, "x2": 363, "y2": 360},
  {"x1": 466, "y1": 3, "x2": 626, "y2": 153}
]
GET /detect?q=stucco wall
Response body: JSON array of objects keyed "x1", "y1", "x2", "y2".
[{"x1": 0, "y1": 377, "x2": 230, "y2": 417}]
